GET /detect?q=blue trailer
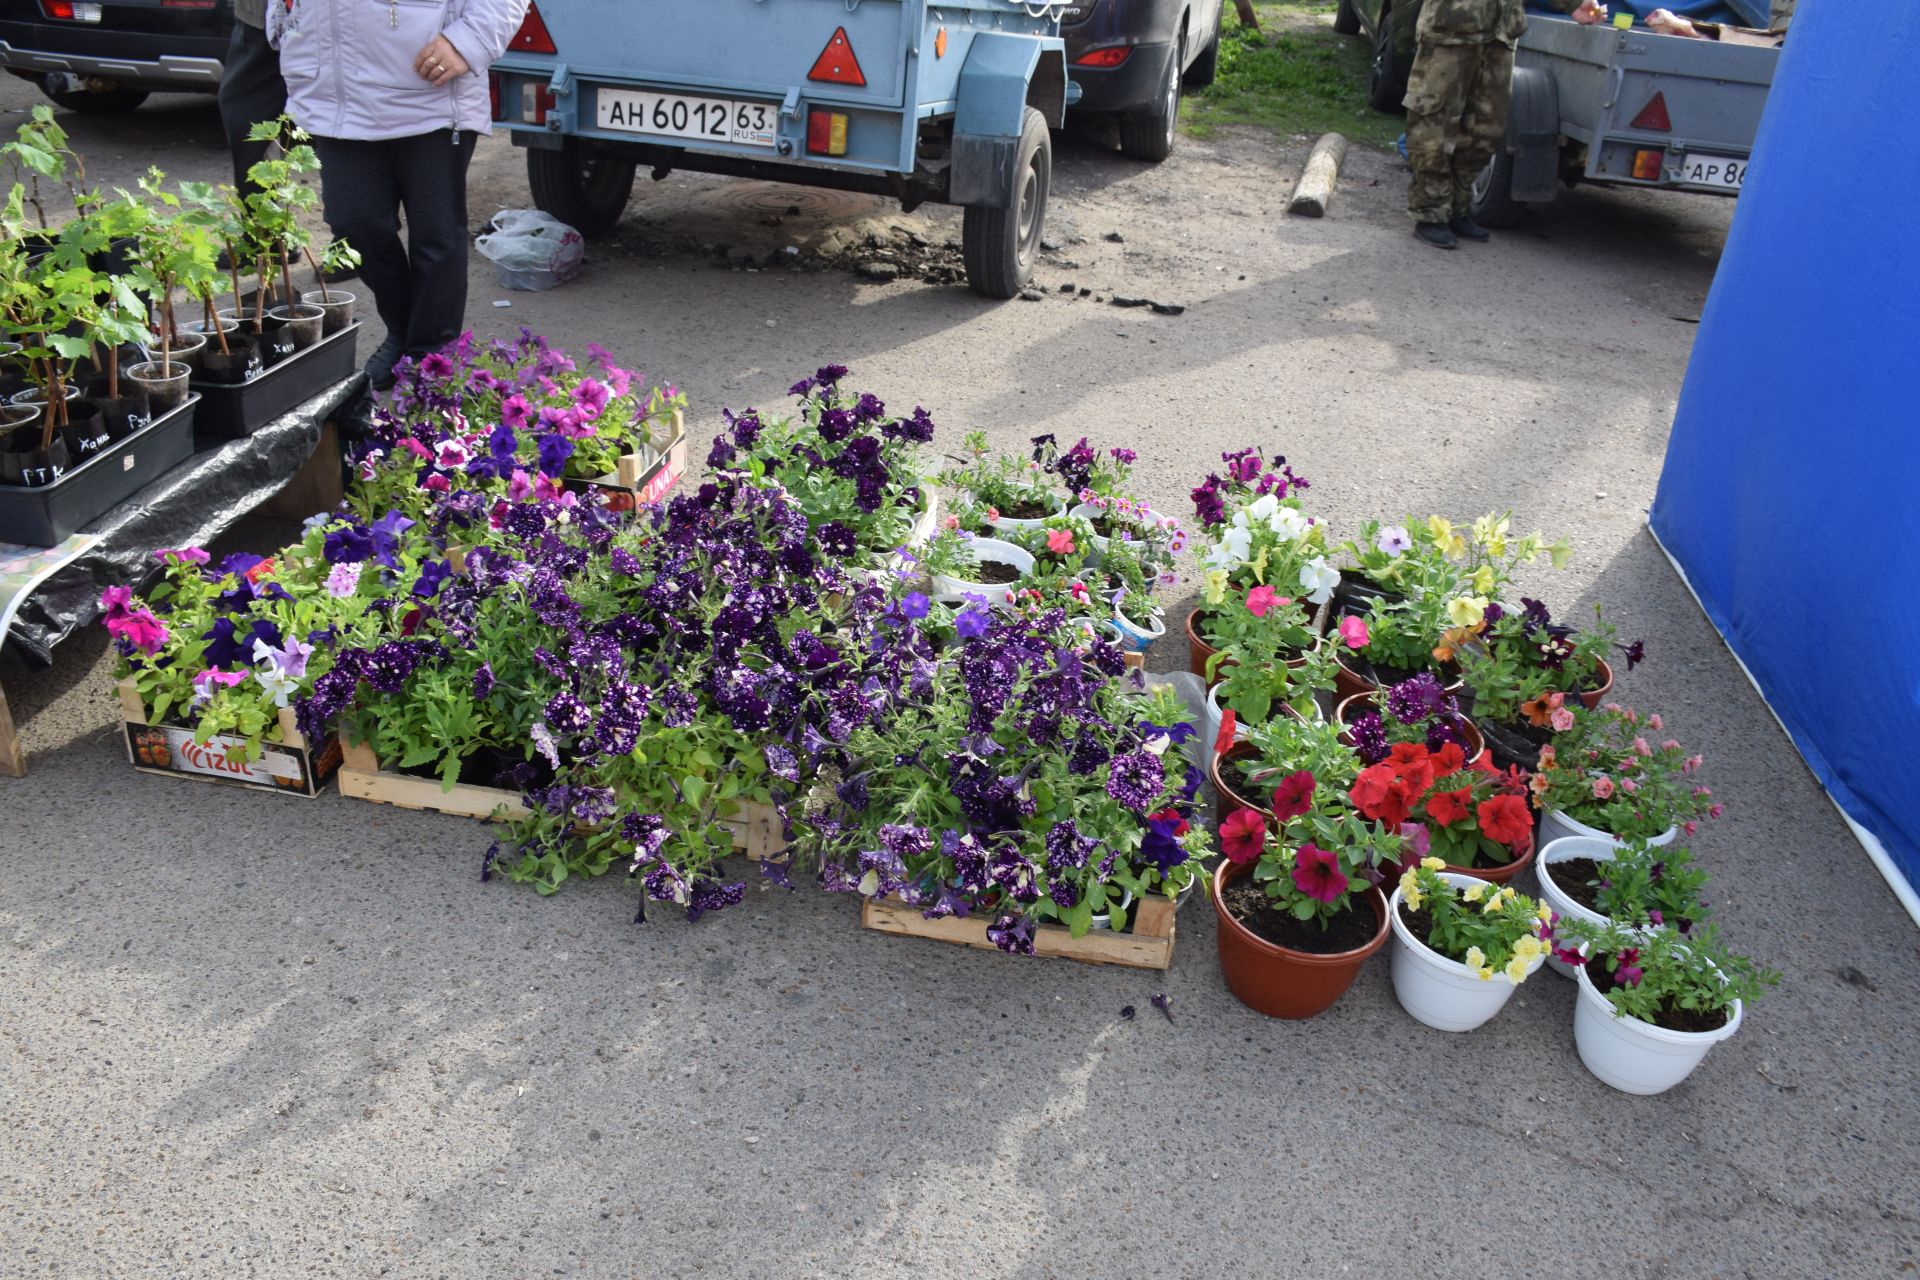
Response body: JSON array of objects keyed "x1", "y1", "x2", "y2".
[{"x1": 489, "y1": 0, "x2": 1074, "y2": 299}]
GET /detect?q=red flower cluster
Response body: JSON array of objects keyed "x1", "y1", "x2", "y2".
[{"x1": 1348, "y1": 740, "x2": 1534, "y2": 854}]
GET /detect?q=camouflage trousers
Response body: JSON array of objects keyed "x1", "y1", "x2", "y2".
[{"x1": 1404, "y1": 40, "x2": 1514, "y2": 224}]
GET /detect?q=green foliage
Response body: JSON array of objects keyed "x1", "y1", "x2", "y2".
[
  {"x1": 1186, "y1": 8, "x2": 1403, "y2": 151},
  {"x1": 1399, "y1": 864, "x2": 1550, "y2": 982},
  {"x1": 1560, "y1": 920, "x2": 1778, "y2": 1026}
]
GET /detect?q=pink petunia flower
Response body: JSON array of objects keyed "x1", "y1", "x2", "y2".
[
  {"x1": 1245, "y1": 585, "x2": 1277, "y2": 618},
  {"x1": 1046, "y1": 528, "x2": 1076, "y2": 555},
  {"x1": 1591, "y1": 775, "x2": 1616, "y2": 801},
  {"x1": 1337, "y1": 615, "x2": 1369, "y2": 649},
  {"x1": 1550, "y1": 707, "x2": 1576, "y2": 732}
]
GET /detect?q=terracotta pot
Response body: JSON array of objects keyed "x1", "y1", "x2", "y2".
[
  {"x1": 1212, "y1": 860, "x2": 1389, "y2": 1020},
  {"x1": 1334, "y1": 650, "x2": 1463, "y2": 703},
  {"x1": 1185, "y1": 607, "x2": 1224, "y2": 682},
  {"x1": 1209, "y1": 740, "x2": 1272, "y2": 819},
  {"x1": 1334, "y1": 692, "x2": 1485, "y2": 765},
  {"x1": 1579, "y1": 656, "x2": 1614, "y2": 710}
]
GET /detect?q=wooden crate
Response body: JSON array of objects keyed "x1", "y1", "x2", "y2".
[
  {"x1": 860, "y1": 894, "x2": 1178, "y2": 970},
  {"x1": 337, "y1": 739, "x2": 783, "y2": 858},
  {"x1": 116, "y1": 679, "x2": 340, "y2": 797}
]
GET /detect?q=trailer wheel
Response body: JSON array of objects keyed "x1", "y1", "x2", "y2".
[
  {"x1": 526, "y1": 142, "x2": 637, "y2": 238},
  {"x1": 1470, "y1": 149, "x2": 1533, "y2": 228},
  {"x1": 1333, "y1": 0, "x2": 1361, "y2": 36},
  {"x1": 1367, "y1": 5, "x2": 1407, "y2": 113},
  {"x1": 963, "y1": 107, "x2": 1051, "y2": 300}
]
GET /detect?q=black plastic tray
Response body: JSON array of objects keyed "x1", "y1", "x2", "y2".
[
  {"x1": 0, "y1": 394, "x2": 199, "y2": 547},
  {"x1": 190, "y1": 321, "x2": 361, "y2": 440}
]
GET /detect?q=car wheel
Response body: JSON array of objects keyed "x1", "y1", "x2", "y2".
[
  {"x1": 1367, "y1": 5, "x2": 1407, "y2": 113},
  {"x1": 526, "y1": 141, "x2": 638, "y2": 238},
  {"x1": 44, "y1": 85, "x2": 149, "y2": 114},
  {"x1": 963, "y1": 106, "x2": 1051, "y2": 300},
  {"x1": 1333, "y1": 0, "x2": 1362, "y2": 35},
  {"x1": 1119, "y1": 37, "x2": 1183, "y2": 162},
  {"x1": 1470, "y1": 148, "x2": 1535, "y2": 228},
  {"x1": 1183, "y1": 27, "x2": 1220, "y2": 90}
]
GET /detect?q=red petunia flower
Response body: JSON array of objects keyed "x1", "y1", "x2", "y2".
[
  {"x1": 1477, "y1": 793, "x2": 1533, "y2": 848},
  {"x1": 1431, "y1": 741, "x2": 1466, "y2": 777},
  {"x1": 1270, "y1": 770, "x2": 1316, "y2": 822},
  {"x1": 1220, "y1": 809, "x2": 1268, "y2": 865},
  {"x1": 1290, "y1": 843, "x2": 1348, "y2": 904},
  {"x1": 1351, "y1": 764, "x2": 1412, "y2": 828},
  {"x1": 1386, "y1": 742, "x2": 1434, "y2": 796},
  {"x1": 1425, "y1": 787, "x2": 1472, "y2": 828}
]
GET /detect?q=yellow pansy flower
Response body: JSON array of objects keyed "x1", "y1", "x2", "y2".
[
  {"x1": 1462, "y1": 882, "x2": 1486, "y2": 902},
  {"x1": 1446, "y1": 596, "x2": 1489, "y2": 627},
  {"x1": 1420, "y1": 856, "x2": 1446, "y2": 872}
]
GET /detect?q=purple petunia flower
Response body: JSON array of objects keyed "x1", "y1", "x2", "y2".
[
  {"x1": 986, "y1": 913, "x2": 1036, "y2": 956},
  {"x1": 535, "y1": 433, "x2": 574, "y2": 479},
  {"x1": 1105, "y1": 749, "x2": 1165, "y2": 813}
]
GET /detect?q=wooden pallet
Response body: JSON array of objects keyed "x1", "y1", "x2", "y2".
[
  {"x1": 337, "y1": 739, "x2": 783, "y2": 858},
  {"x1": 860, "y1": 894, "x2": 1177, "y2": 970}
]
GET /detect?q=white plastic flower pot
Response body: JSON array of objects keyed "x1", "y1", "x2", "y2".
[
  {"x1": 1537, "y1": 808, "x2": 1677, "y2": 850},
  {"x1": 1110, "y1": 607, "x2": 1166, "y2": 653},
  {"x1": 978, "y1": 486, "x2": 1063, "y2": 534},
  {"x1": 930, "y1": 536, "x2": 1034, "y2": 609},
  {"x1": 1572, "y1": 956, "x2": 1742, "y2": 1095},
  {"x1": 1388, "y1": 872, "x2": 1545, "y2": 1032},
  {"x1": 1534, "y1": 835, "x2": 1627, "y2": 977},
  {"x1": 1203, "y1": 681, "x2": 1252, "y2": 753}
]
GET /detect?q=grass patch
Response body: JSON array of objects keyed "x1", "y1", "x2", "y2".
[{"x1": 1185, "y1": 2, "x2": 1403, "y2": 150}]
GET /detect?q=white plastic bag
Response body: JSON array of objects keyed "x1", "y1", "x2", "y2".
[{"x1": 476, "y1": 209, "x2": 585, "y2": 290}]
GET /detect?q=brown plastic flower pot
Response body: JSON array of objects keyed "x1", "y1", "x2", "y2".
[
  {"x1": 1580, "y1": 657, "x2": 1614, "y2": 710},
  {"x1": 1212, "y1": 860, "x2": 1389, "y2": 1020},
  {"x1": 1334, "y1": 692, "x2": 1486, "y2": 765},
  {"x1": 1209, "y1": 740, "x2": 1272, "y2": 819},
  {"x1": 1185, "y1": 607, "x2": 1224, "y2": 682}
]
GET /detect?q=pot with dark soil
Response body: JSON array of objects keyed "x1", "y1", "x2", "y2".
[
  {"x1": 268, "y1": 302, "x2": 327, "y2": 352},
  {"x1": 197, "y1": 334, "x2": 263, "y2": 386},
  {"x1": 976, "y1": 485, "x2": 1063, "y2": 531},
  {"x1": 301, "y1": 288, "x2": 357, "y2": 336},
  {"x1": 929, "y1": 536, "x2": 1034, "y2": 603},
  {"x1": 1211, "y1": 858, "x2": 1389, "y2": 1020},
  {"x1": 1388, "y1": 867, "x2": 1547, "y2": 1032},
  {"x1": 127, "y1": 361, "x2": 191, "y2": 413},
  {"x1": 0, "y1": 422, "x2": 71, "y2": 488}
]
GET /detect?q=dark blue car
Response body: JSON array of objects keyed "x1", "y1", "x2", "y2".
[{"x1": 1061, "y1": 0, "x2": 1224, "y2": 161}]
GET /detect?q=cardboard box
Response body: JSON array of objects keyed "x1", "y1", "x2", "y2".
[{"x1": 118, "y1": 679, "x2": 339, "y2": 797}]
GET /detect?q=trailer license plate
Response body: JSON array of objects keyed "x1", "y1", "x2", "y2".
[
  {"x1": 1681, "y1": 154, "x2": 1747, "y2": 191},
  {"x1": 596, "y1": 89, "x2": 776, "y2": 149}
]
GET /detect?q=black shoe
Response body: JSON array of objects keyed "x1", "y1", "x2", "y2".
[
  {"x1": 365, "y1": 336, "x2": 403, "y2": 391},
  {"x1": 1414, "y1": 222, "x2": 1458, "y2": 250},
  {"x1": 1449, "y1": 216, "x2": 1491, "y2": 242}
]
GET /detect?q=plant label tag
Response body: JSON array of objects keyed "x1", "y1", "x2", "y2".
[{"x1": 123, "y1": 454, "x2": 136, "y2": 471}]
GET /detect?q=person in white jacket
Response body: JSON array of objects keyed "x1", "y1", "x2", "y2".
[{"x1": 271, "y1": 0, "x2": 529, "y2": 388}]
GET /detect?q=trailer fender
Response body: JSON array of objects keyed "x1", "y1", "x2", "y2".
[
  {"x1": 951, "y1": 34, "x2": 1065, "y2": 208},
  {"x1": 1506, "y1": 65, "x2": 1560, "y2": 204}
]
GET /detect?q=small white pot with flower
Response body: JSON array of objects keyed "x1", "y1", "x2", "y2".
[
  {"x1": 1388, "y1": 864, "x2": 1549, "y2": 1032},
  {"x1": 929, "y1": 536, "x2": 1034, "y2": 607}
]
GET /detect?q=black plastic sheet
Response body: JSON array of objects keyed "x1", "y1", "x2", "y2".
[{"x1": 4, "y1": 376, "x2": 366, "y2": 668}]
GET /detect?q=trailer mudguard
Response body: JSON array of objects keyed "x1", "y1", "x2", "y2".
[
  {"x1": 950, "y1": 32, "x2": 1066, "y2": 207},
  {"x1": 1507, "y1": 65, "x2": 1561, "y2": 203}
]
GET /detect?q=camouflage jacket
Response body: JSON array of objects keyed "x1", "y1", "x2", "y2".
[{"x1": 1416, "y1": 0, "x2": 1582, "y2": 46}]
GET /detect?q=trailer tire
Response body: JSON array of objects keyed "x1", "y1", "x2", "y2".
[
  {"x1": 526, "y1": 143, "x2": 637, "y2": 238},
  {"x1": 1367, "y1": 5, "x2": 1407, "y2": 113},
  {"x1": 1470, "y1": 148, "x2": 1531, "y2": 228},
  {"x1": 44, "y1": 85, "x2": 149, "y2": 114},
  {"x1": 963, "y1": 107, "x2": 1051, "y2": 300},
  {"x1": 1333, "y1": 0, "x2": 1361, "y2": 36},
  {"x1": 1119, "y1": 36, "x2": 1183, "y2": 161}
]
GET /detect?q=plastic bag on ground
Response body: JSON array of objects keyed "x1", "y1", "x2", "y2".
[{"x1": 476, "y1": 209, "x2": 584, "y2": 291}]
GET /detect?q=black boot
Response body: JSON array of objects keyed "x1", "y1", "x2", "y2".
[
  {"x1": 1449, "y1": 216, "x2": 1491, "y2": 242},
  {"x1": 365, "y1": 335, "x2": 404, "y2": 390},
  {"x1": 1414, "y1": 222, "x2": 1458, "y2": 250}
]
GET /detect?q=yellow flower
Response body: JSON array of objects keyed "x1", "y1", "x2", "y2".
[
  {"x1": 1420, "y1": 856, "x2": 1446, "y2": 872},
  {"x1": 1536, "y1": 902, "x2": 1553, "y2": 923},
  {"x1": 1446, "y1": 596, "x2": 1489, "y2": 627},
  {"x1": 1202, "y1": 569, "x2": 1229, "y2": 607},
  {"x1": 1465, "y1": 946, "x2": 1493, "y2": 980},
  {"x1": 1547, "y1": 538, "x2": 1574, "y2": 571},
  {"x1": 1513, "y1": 935, "x2": 1542, "y2": 962},
  {"x1": 1472, "y1": 514, "x2": 1509, "y2": 551},
  {"x1": 1427, "y1": 515, "x2": 1453, "y2": 544},
  {"x1": 1505, "y1": 955, "x2": 1532, "y2": 983},
  {"x1": 1462, "y1": 882, "x2": 1486, "y2": 902},
  {"x1": 1469, "y1": 564, "x2": 1497, "y2": 597},
  {"x1": 1399, "y1": 870, "x2": 1423, "y2": 911}
]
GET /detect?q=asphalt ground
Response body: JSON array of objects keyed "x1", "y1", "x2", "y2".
[{"x1": 2, "y1": 77, "x2": 1915, "y2": 1280}]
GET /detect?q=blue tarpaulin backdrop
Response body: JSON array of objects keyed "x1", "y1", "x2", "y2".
[{"x1": 1651, "y1": 0, "x2": 1920, "y2": 919}]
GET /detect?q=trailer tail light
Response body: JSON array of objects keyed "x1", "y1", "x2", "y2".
[
  {"x1": 488, "y1": 71, "x2": 502, "y2": 120},
  {"x1": 509, "y1": 1, "x2": 557, "y2": 55},
  {"x1": 806, "y1": 109, "x2": 849, "y2": 157},
  {"x1": 1074, "y1": 47, "x2": 1132, "y2": 67},
  {"x1": 522, "y1": 82, "x2": 557, "y2": 125},
  {"x1": 1630, "y1": 92, "x2": 1672, "y2": 132},
  {"x1": 1632, "y1": 148, "x2": 1665, "y2": 181},
  {"x1": 808, "y1": 27, "x2": 867, "y2": 87}
]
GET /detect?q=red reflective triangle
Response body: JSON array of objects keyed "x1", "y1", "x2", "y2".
[
  {"x1": 510, "y1": 1, "x2": 557, "y2": 55},
  {"x1": 808, "y1": 26, "x2": 867, "y2": 87},
  {"x1": 1631, "y1": 91, "x2": 1671, "y2": 132}
]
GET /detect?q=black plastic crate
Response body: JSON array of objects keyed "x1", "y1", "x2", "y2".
[
  {"x1": 190, "y1": 321, "x2": 362, "y2": 440},
  {"x1": 0, "y1": 394, "x2": 199, "y2": 547}
]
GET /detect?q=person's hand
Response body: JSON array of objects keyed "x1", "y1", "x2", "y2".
[
  {"x1": 414, "y1": 34, "x2": 471, "y2": 87},
  {"x1": 1572, "y1": 0, "x2": 1608, "y2": 23}
]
